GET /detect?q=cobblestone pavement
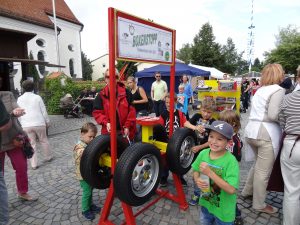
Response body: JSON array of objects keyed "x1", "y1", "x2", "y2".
[{"x1": 4, "y1": 112, "x2": 283, "y2": 225}]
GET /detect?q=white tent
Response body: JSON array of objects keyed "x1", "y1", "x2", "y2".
[{"x1": 188, "y1": 63, "x2": 225, "y2": 80}]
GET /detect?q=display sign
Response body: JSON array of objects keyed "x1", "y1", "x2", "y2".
[{"x1": 116, "y1": 10, "x2": 174, "y2": 64}]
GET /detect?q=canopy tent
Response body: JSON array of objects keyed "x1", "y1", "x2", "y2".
[
  {"x1": 135, "y1": 63, "x2": 210, "y2": 94},
  {"x1": 188, "y1": 63, "x2": 225, "y2": 80}
]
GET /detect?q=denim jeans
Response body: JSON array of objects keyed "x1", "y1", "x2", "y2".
[
  {"x1": 0, "y1": 163, "x2": 9, "y2": 225},
  {"x1": 193, "y1": 179, "x2": 201, "y2": 197},
  {"x1": 200, "y1": 207, "x2": 233, "y2": 225}
]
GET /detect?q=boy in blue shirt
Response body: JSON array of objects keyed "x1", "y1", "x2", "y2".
[
  {"x1": 177, "y1": 84, "x2": 189, "y2": 119},
  {"x1": 192, "y1": 121, "x2": 239, "y2": 225}
]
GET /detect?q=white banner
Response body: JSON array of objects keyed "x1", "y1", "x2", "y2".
[{"x1": 117, "y1": 17, "x2": 173, "y2": 63}]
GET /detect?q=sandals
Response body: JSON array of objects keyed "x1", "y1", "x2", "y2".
[
  {"x1": 18, "y1": 193, "x2": 38, "y2": 201},
  {"x1": 255, "y1": 205, "x2": 278, "y2": 214}
]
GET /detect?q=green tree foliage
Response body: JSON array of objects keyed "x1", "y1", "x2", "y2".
[
  {"x1": 235, "y1": 54, "x2": 249, "y2": 75},
  {"x1": 219, "y1": 38, "x2": 240, "y2": 74},
  {"x1": 191, "y1": 23, "x2": 224, "y2": 67},
  {"x1": 43, "y1": 76, "x2": 104, "y2": 114},
  {"x1": 81, "y1": 51, "x2": 93, "y2": 80},
  {"x1": 252, "y1": 58, "x2": 263, "y2": 72},
  {"x1": 28, "y1": 51, "x2": 40, "y2": 91},
  {"x1": 177, "y1": 43, "x2": 192, "y2": 64},
  {"x1": 116, "y1": 61, "x2": 137, "y2": 79},
  {"x1": 264, "y1": 25, "x2": 300, "y2": 73}
]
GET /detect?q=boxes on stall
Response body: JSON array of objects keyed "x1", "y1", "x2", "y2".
[{"x1": 196, "y1": 80, "x2": 241, "y2": 117}]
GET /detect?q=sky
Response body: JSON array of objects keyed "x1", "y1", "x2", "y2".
[{"x1": 65, "y1": 0, "x2": 300, "y2": 62}]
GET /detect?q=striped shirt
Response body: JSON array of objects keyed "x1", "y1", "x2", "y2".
[{"x1": 279, "y1": 90, "x2": 300, "y2": 134}]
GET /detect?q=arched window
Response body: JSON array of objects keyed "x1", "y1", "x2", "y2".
[
  {"x1": 36, "y1": 39, "x2": 45, "y2": 47},
  {"x1": 69, "y1": 59, "x2": 74, "y2": 77},
  {"x1": 37, "y1": 51, "x2": 46, "y2": 75}
]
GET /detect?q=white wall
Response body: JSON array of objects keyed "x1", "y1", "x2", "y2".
[
  {"x1": 48, "y1": 16, "x2": 82, "y2": 79},
  {"x1": 0, "y1": 15, "x2": 82, "y2": 90},
  {"x1": 91, "y1": 54, "x2": 109, "y2": 81},
  {"x1": 136, "y1": 62, "x2": 158, "y2": 72}
]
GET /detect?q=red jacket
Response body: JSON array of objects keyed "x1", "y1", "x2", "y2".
[{"x1": 93, "y1": 82, "x2": 136, "y2": 140}]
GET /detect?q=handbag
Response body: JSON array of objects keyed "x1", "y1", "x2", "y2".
[
  {"x1": 267, "y1": 133, "x2": 286, "y2": 192},
  {"x1": 13, "y1": 133, "x2": 34, "y2": 159}
]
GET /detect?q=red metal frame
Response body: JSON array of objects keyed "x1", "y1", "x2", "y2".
[{"x1": 98, "y1": 8, "x2": 187, "y2": 225}]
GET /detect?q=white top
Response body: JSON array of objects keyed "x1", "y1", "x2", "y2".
[
  {"x1": 17, "y1": 92, "x2": 50, "y2": 128},
  {"x1": 151, "y1": 80, "x2": 168, "y2": 101},
  {"x1": 244, "y1": 85, "x2": 284, "y2": 160}
]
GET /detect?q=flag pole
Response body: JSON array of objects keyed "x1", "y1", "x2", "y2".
[{"x1": 52, "y1": 0, "x2": 61, "y2": 71}]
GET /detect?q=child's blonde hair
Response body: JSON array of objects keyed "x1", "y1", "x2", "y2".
[
  {"x1": 178, "y1": 84, "x2": 185, "y2": 90},
  {"x1": 81, "y1": 122, "x2": 97, "y2": 134},
  {"x1": 200, "y1": 98, "x2": 216, "y2": 112},
  {"x1": 219, "y1": 110, "x2": 241, "y2": 133}
]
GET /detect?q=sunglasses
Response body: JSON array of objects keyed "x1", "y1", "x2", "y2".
[
  {"x1": 156, "y1": 75, "x2": 161, "y2": 78},
  {"x1": 105, "y1": 75, "x2": 119, "y2": 79}
]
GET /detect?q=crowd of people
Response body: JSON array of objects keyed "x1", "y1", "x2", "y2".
[{"x1": 0, "y1": 64, "x2": 300, "y2": 225}]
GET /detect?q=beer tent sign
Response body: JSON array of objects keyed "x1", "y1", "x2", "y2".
[{"x1": 116, "y1": 10, "x2": 175, "y2": 64}]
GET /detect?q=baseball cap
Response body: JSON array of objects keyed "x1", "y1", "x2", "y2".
[
  {"x1": 65, "y1": 93, "x2": 72, "y2": 98},
  {"x1": 206, "y1": 120, "x2": 234, "y2": 140}
]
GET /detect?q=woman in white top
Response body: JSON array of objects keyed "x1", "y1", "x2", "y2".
[
  {"x1": 242, "y1": 64, "x2": 285, "y2": 214},
  {"x1": 17, "y1": 80, "x2": 51, "y2": 170}
]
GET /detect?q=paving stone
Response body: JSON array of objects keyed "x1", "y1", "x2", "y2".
[
  {"x1": 257, "y1": 216, "x2": 269, "y2": 224},
  {"x1": 5, "y1": 114, "x2": 282, "y2": 225},
  {"x1": 244, "y1": 216, "x2": 256, "y2": 224}
]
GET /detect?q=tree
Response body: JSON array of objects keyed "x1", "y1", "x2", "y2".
[
  {"x1": 236, "y1": 55, "x2": 249, "y2": 75},
  {"x1": 81, "y1": 51, "x2": 93, "y2": 80},
  {"x1": 116, "y1": 61, "x2": 137, "y2": 79},
  {"x1": 177, "y1": 43, "x2": 192, "y2": 64},
  {"x1": 191, "y1": 23, "x2": 224, "y2": 68},
  {"x1": 219, "y1": 38, "x2": 240, "y2": 74},
  {"x1": 251, "y1": 58, "x2": 263, "y2": 72},
  {"x1": 264, "y1": 25, "x2": 300, "y2": 73},
  {"x1": 28, "y1": 51, "x2": 40, "y2": 92}
]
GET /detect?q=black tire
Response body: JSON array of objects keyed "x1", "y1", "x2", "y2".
[
  {"x1": 153, "y1": 124, "x2": 169, "y2": 142},
  {"x1": 80, "y1": 135, "x2": 129, "y2": 189},
  {"x1": 166, "y1": 128, "x2": 196, "y2": 175},
  {"x1": 114, "y1": 143, "x2": 162, "y2": 206}
]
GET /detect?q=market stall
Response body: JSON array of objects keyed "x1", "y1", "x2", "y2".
[{"x1": 194, "y1": 80, "x2": 241, "y2": 117}]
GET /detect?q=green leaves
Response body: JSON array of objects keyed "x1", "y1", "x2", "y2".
[
  {"x1": 177, "y1": 23, "x2": 245, "y2": 75},
  {"x1": 81, "y1": 51, "x2": 93, "y2": 80},
  {"x1": 265, "y1": 25, "x2": 300, "y2": 73},
  {"x1": 42, "y1": 77, "x2": 104, "y2": 114}
]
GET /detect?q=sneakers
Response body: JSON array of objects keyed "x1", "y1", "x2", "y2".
[
  {"x1": 188, "y1": 194, "x2": 199, "y2": 206},
  {"x1": 180, "y1": 177, "x2": 187, "y2": 187},
  {"x1": 160, "y1": 178, "x2": 167, "y2": 187},
  {"x1": 82, "y1": 210, "x2": 95, "y2": 221},
  {"x1": 91, "y1": 204, "x2": 101, "y2": 213}
]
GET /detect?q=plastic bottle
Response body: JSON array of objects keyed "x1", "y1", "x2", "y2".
[{"x1": 199, "y1": 173, "x2": 210, "y2": 193}]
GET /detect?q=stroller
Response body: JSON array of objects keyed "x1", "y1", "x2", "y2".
[{"x1": 59, "y1": 94, "x2": 84, "y2": 118}]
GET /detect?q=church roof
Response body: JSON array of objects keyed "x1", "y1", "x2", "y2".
[{"x1": 0, "y1": 0, "x2": 83, "y2": 29}]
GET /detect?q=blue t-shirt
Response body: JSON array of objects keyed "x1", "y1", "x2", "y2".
[{"x1": 176, "y1": 93, "x2": 188, "y2": 114}]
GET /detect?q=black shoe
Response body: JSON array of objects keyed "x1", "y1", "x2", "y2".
[
  {"x1": 160, "y1": 178, "x2": 167, "y2": 187},
  {"x1": 82, "y1": 210, "x2": 95, "y2": 220},
  {"x1": 234, "y1": 216, "x2": 244, "y2": 225},
  {"x1": 91, "y1": 204, "x2": 101, "y2": 213}
]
